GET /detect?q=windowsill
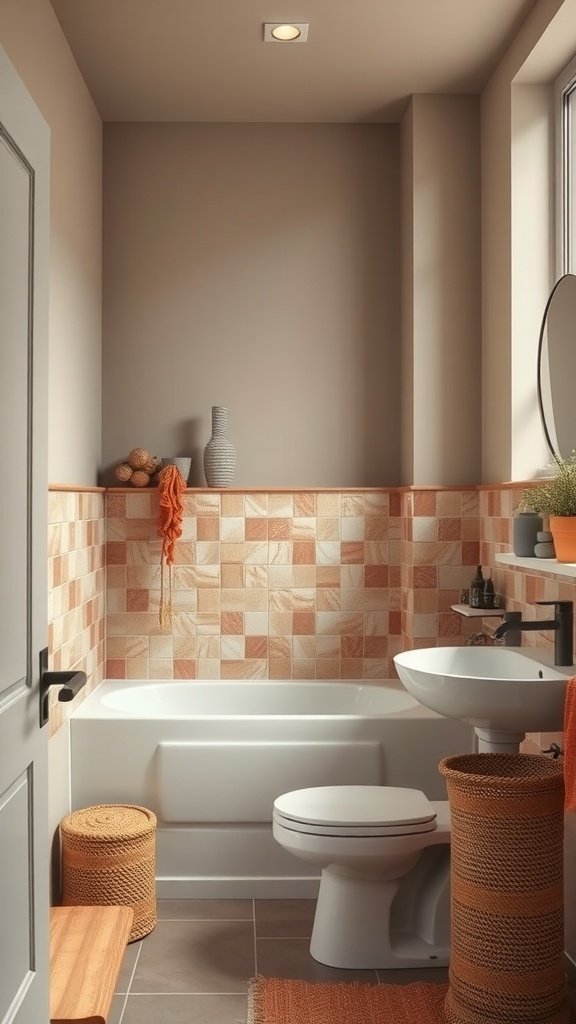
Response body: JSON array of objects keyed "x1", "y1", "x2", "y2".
[{"x1": 495, "y1": 552, "x2": 576, "y2": 578}]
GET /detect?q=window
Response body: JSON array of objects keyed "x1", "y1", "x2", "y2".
[{"x1": 556, "y1": 55, "x2": 576, "y2": 273}]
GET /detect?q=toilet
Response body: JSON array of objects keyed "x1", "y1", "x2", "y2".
[{"x1": 273, "y1": 785, "x2": 451, "y2": 970}]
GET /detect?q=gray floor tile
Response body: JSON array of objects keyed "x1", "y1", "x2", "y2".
[
  {"x1": 107, "y1": 993, "x2": 127, "y2": 1024},
  {"x1": 157, "y1": 899, "x2": 253, "y2": 921},
  {"x1": 132, "y1": 920, "x2": 255, "y2": 993},
  {"x1": 115, "y1": 941, "x2": 141, "y2": 992},
  {"x1": 375, "y1": 966, "x2": 449, "y2": 984},
  {"x1": 257, "y1": 937, "x2": 378, "y2": 984},
  {"x1": 122, "y1": 993, "x2": 247, "y2": 1023},
  {"x1": 255, "y1": 899, "x2": 316, "y2": 938}
]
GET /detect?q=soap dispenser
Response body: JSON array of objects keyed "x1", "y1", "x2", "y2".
[
  {"x1": 469, "y1": 565, "x2": 485, "y2": 609},
  {"x1": 483, "y1": 574, "x2": 495, "y2": 610}
]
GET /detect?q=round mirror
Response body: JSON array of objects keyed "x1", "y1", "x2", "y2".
[{"x1": 537, "y1": 273, "x2": 576, "y2": 460}]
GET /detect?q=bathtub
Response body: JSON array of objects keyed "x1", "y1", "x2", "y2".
[{"x1": 70, "y1": 679, "x2": 473, "y2": 897}]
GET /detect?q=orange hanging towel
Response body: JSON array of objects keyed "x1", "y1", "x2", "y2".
[
  {"x1": 564, "y1": 677, "x2": 576, "y2": 811},
  {"x1": 156, "y1": 464, "x2": 186, "y2": 627}
]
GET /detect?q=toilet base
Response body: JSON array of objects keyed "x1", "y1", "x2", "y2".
[{"x1": 310, "y1": 847, "x2": 450, "y2": 969}]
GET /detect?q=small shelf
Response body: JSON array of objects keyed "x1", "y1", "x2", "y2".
[
  {"x1": 495, "y1": 552, "x2": 576, "y2": 578},
  {"x1": 451, "y1": 604, "x2": 505, "y2": 618}
]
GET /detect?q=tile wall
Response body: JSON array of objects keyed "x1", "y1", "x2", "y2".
[
  {"x1": 480, "y1": 484, "x2": 575, "y2": 751},
  {"x1": 103, "y1": 488, "x2": 480, "y2": 681},
  {"x1": 47, "y1": 489, "x2": 106, "y2": 736},
  {"x1": 47, "y1": 483, "x2": 574, "y2": 750}
]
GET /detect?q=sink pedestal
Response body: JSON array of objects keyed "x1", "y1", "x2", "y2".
[{"x1": 475, "y1": 728, "x2": 525, "y2": 754}]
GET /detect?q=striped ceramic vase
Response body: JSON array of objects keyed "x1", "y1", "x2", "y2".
[{"x1": 203, "y1": 406, "x2": 236, "y2": 487}]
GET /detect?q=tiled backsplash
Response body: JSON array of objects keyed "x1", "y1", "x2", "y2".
[
  {"x1": 47, "y1": 489, "x2": 105, "y2": 735},
  {"x1": 47, "y1": 483, "x2": 576, "y2": 749},
  {"x1": 103, "y1": 488, "x2": 481, "y2": 681}
]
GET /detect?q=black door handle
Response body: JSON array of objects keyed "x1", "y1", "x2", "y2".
[{"x1": 39, "y1": 647, "x2": 86, "y2": 727}]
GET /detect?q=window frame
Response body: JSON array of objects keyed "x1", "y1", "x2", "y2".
[{"x1": 556, "y1": 54, "x2": 576, "y2": 275}]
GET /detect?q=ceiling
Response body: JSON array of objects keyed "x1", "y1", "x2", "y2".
[{"x1": 50, "y1": 0, "x2": 540, "y2": 123}]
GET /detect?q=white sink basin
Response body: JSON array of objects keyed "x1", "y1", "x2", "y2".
[{"x1": 393, "y1": 646, "x2": 568, "y2": 733}]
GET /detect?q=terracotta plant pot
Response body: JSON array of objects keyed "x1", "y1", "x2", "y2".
[{"x1": 549, "y1": 515, "x2": 576, "y2": 562}]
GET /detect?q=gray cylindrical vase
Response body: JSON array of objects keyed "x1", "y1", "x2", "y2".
[
  {"x1": 512, "y1": 512, "x2": 542, "y2": 556},
  {"x1": 203, "y1": 406, "x2": 236, "y2": 487}
]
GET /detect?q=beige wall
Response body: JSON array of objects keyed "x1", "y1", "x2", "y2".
[
  {"x1": 0, "y1": 0, "x2": 102, "y2": 485},
  {"x1": 401, "y1": 95, "x2": 481, "y2": 486},
  {"x1": 481, "y1": 0, "x2": 568, "y2": 483},
  {"x1": 102, "y1": 123, "x2": 401, "y2": 487}
]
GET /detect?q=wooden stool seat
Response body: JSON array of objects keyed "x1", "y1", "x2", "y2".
[{"x1": 50, "y1": 905, "x2": 133, "y2": 1024}]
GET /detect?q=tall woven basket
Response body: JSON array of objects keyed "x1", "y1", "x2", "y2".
[
  {"x1": 60, "y1": 804, "x2": 157, "y2": 942},
  {"x1": 439, "y1": 753, "x2": 568, "y2": 1024}
]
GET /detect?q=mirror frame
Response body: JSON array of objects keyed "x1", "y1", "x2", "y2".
[{"x1": 536, "y1": 274, "x2": 573, "y2": 463}]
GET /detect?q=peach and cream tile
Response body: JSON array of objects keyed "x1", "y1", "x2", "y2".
[
  {"x1": 245, "y1": 565, "x2": 268, "y2": 588},
  {"x1": 269, "y1": 541, "x2": 291, "y2": 565},
  {"x1": 316, "y1": 517, "x2": 340, "y2": 540},
  {"x1": 341, "y1": 493, "x2": 364, "y2": 516},
  {"x1": 196, "y1": 636, "x2": 220, "y2": 659},
  {"x1": 221, "y1": 658, "x2": 267, "y2": 678},
  {"x1": 316, "y1": 493, "x2": 341, "y2": 517},
  {"x1": 268, "y1": 494, "x2": 294, "y2": 516},
  {"x1": 197, "y1": 589, "x2": 220, "y2": 614},
  {"x1": 198, "y1": 658, "x2": 221, "y2": 678},
  {"x1": 316, "y1": 589, "x2": 341, "y2": 611},
  {"x1": 294, "y1": 493, "x2": 316, "y2": 517},
  {"x1": 245, "y1": 493, "x2": 268, "y2": 517},
  {"x1": 221, "y1": 493, "x2": 244, "y2": 517},
  {"x1": 221, "y1": 517, "x2": 245, "y2": 542},
  {"x1": 245, "y1": 611, "x2": 268, "y2": 635},
  {"x1": 245, "y1": 589, "x2": 268, "y2": 611},
  {"x1": 196, "y1": 541, "x2": 220, "y2": 564},
  {"x1": 245, "y1": 636, "x2": 268, "y2": 659},
  {"x1": 246, "y1": 518, "x2": 268, "y2": 540},
  {"x1": 293, "y1": 636, "x2": 317, "y2": 659}
]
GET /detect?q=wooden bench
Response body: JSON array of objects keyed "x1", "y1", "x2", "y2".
[{"x1": 50, "y1": 905, "x2": 133, "y2": 1024}]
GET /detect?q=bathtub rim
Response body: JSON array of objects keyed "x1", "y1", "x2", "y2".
[{"x1": 71, "y1": 678, "x2": 440, "y2": 721}]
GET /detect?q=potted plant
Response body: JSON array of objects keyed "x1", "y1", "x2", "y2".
[{"x1": 520, "y1": 455, "x2": 576, "y2": 562}]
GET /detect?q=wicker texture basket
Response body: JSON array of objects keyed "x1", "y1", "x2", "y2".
[
  {"x1": 439, "y1": 753, "x2": 568, "y2": 1024},
  {"x1": 60, "y1": 804, "x2": 157, "y2": 941}
]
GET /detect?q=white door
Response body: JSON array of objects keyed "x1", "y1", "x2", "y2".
[{"x1": 0, "y1": 45, "x2": 50, "y2": 1024}]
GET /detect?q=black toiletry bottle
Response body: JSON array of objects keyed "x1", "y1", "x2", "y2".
[
  {"x1": 469, "y1": 564, "x2": 485, "y2": 609},
  {"x1": 483, "y1": 575, "x2": 495, "y2": 610}
]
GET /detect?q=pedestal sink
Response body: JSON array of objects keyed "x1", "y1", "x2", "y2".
[{"x1": 393, "y1": 646, "x2": 572, "y2": 752}]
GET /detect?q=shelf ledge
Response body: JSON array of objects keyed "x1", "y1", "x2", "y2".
[
  {"x1": 495, "y1": 552, "x2": 576, "y2": 578},
  {"x1": 451, "y1": 604, "x2": 505, "y2": 618}
]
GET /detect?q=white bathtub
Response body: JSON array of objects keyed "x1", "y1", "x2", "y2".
[{"x1": 71, "y1": 679, "x2": 473, "y2": 897}]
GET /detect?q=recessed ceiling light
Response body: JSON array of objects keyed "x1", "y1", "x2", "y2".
[{"x1": 263, "y1": 23, "x2": 309, "y2": 43}]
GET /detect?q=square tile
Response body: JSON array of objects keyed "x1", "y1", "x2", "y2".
[
  {"x1": 255, "y1": 900, "x2": 316, "y2": 938},
  {"x1": 122, "y1": 994, "x2": 247, "y2": 1023},
  {"x1": 157, "y1": 900, "x2": 253, "y2": 920},
  {"x1": 131, "y1": 920, "x2": 255, "y2": 993},
  {"x1": 116, "y1": 940, "x2": 142, "y2": 992},
  {"x1": 257, "y1": 937, "x2": 377, "y2": 984}
]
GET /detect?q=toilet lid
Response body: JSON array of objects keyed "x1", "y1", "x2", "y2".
[{"x1": 273, "y1": 786, "x2": 436, "y2": 831}]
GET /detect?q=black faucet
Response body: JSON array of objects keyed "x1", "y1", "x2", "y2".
[{"x1": 492, "y1": 600, "x2": 574, "y2": 666}]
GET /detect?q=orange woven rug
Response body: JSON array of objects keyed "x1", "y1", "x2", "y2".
[{"x1": 248, "y1": 977, "x2": 448, "y2": 1024}]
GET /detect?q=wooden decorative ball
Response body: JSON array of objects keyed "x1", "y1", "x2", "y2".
[
  {"x1": 130, "y1": 470, "x2": 150, "y2": 488},
  {"x1": 114, "y1": 462, "x2": 133, "y2": 482},
  {"x1": 128, "y1": 447, "x2": 152, "y2": 470},
  {"x1": 143, "y1": 456, "x2": 159, "y2": 474}
]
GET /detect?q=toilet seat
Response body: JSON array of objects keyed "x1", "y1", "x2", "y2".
[{"x1": 273, "y1": 786, "x2": 437, "y2": 838}]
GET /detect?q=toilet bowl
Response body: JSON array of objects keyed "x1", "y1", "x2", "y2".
[{"x1": 273, "y1": 785, "x2": 451, "y2": 969}]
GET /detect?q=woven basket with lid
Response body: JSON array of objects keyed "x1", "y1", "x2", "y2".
[
  {"x1": 439, "y1": 753, "x2": 568, "y2": 1024},
  {"x1": 60, "y1": 804, "x2": 157, "y2": 941}
]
